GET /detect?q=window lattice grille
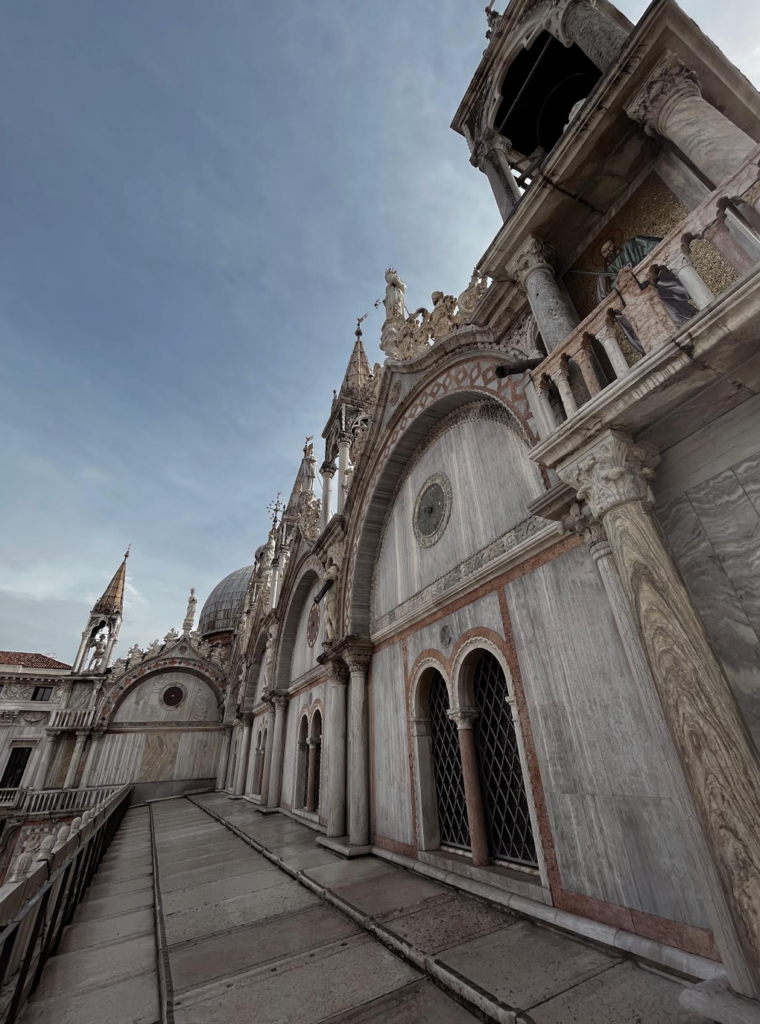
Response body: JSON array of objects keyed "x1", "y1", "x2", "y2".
[
  {"x1": 314, "y1": 743, "x2": 321, "y2": 810},
  {"x1": 473, "y1": 652, "x2": 537, "y2": 866},
  {"x1": 428, "y1": 672, "x2": 470, "y2": 850}
]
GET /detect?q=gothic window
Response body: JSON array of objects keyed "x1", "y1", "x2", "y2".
[
  {"x1": 495, "y1": 31, "x2": 601, "y2": 166},
  {"x1": 428, "y1": 671, "x2": 470, "y2": 850},
  {"x1": 472, "y1": 652, "x2": 536, "y2": 866}
]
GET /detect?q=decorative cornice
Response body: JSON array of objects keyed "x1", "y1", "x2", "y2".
[{"x1": 557, "y1": 430, "x2": 660, "y2": 519}]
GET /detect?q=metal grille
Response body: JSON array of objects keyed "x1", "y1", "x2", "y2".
[
  {"x1": 314, "y1": 742, "x2": 321, "y2": 810},
  {"x1": 428, "y1": 672, "x2": 470, "y2": 849},
  {"x1": 302, "y1": 744, "x2": 310, "y2": 807},
  {"x1": 473, "y1": 652, "x2": 537, "y2": 866}
]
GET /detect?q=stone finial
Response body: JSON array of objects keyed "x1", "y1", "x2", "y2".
[
  {"x1": 183, "y1": 587, "x2": 198, "y2": 635},
  {"x1": 70, "y1": 817, "x2": 83, "y2": 833},
  {"x1": 55, "y1": 824, "x2": 71, "y2": 849},
  {"x1": 626, "y1": 50, "x2": 701, "y2": 139},
  {"x1": 507, "y1": 235, "x2": 556, "y2": 288},
  {"x1": 8, "y1": 851, "x2": 34, "y2": 883},
  {"x1": 35, "y1": 835, "x2": 56, "y2": 866},
  {"x1": 557, "y1": 430, "x2": 660, "y2": 520}
]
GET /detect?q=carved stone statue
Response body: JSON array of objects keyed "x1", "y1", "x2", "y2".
[
  {"x1": 127, "y1": 643, "x2": 143, "y2": 664},
  {"x1": 164, "y1": 628, "x2": 179, "y2": 646},
  {"x1": 146, "y1": 639, "x2": 161, "y2": 657},
  {"x1": 264, "y1": 622, "x2": 279, "y2": 691},
  {"x1": 428, "y1": 291, "x2": 460, "y2": 341},
  {"x1": 322, "y1": 562, "x2": 340, "y2": 644},
  {"x1": 298, "y1": 491, "x2": 322, "y2": 543},
  {"x1": 88, "y1": 635, "x2": 106, "y2": 670},
  {"x1": 457, "y1": 269, "x2": 488, "y2": 320},
  {"x1": 183, "y1": 588, "x2": 197, "y2": 634},
  {"x1": 383, "y1": 268, "x2": 407, "y2": 322}
]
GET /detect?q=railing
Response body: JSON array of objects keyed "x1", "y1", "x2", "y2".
[
  {"x1": 48, "y1": 709, "x2": 96, "y2": 731},
  {"x1": 0, "y1": 794, "x2": 23, "y2": 812},
  {"x1": 20, "y1": 787, "x2": 121, "y2": 817},
  {"x1": 0, "y1": 784, "x2": 132, "y2": 1023},
  {"x1": 530, "y1": 145, "x2": 760, "y2": 437}
]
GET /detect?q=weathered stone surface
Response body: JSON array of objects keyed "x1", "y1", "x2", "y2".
[
  {"x1": 164, "y1": 882, "x2": 317, "y2": 945},
  {"x1": 383, "y1": 893, "x2": 513, "y2": 954},
  {"x1": 58, "y1": 907, "x2": 155, "y2": 953}
]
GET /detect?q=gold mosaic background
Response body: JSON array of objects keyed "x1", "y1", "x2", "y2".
[{"x1": 564, "y1": 172, "x2": 739, "y2": 328}]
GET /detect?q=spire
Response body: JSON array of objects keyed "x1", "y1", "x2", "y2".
[
  {"x1": 93, "y1": 547, "x2": 129, "y2": 615},
  {"x1": 338, "y1": 317, "x2": 372, "y2": 399}
]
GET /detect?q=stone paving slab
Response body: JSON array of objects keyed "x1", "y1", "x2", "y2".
[
  {"x1": 58, "y1": 906, "x2": 155, "y2": 953},
  {"x1": 85, "y1": 873, "x2": 154, "y2": 900},
  {"x1": 303, "y1": 856, "x2": 396, "y2": 890},
  {"x1": 327, "y1": 978, "x2": 481, "y2": 1023},
  {"x1": 172, "y1": 935, "x2": 419, "y2": 1024},
  {"x1": 20, "y1": 971, "x2": 160, "y2": 1024},
  {"x1": 159, "y1": 856, "x2": 261, "y2": 893},
  {"x1": 161, "y1": 865, "x2": 286, "y2": 915},
  {"x1": 74, "y1": 887, "x2": 155, "y2": 922},
  {"x1": 382, "y1": 892, "x2": 515, "y2": 954},
  {"x1": 30, "y1": 934, "x2": 156, "y2": 1001},
  {"x1": 170, "y1": 904, "x2": 360, "y2": 992},
  {"x1": 336, "y1": 871, "x2": 450, "y2": 920},
  {"x1": 94, "y1": 863, "x2": 157, "y2": 884}
]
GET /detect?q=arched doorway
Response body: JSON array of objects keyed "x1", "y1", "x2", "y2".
[
  {"x1": 308, "y1": 710, "x2": 322, "y2": 813},
  {"x1": 428, "y1": 670, "x2": 470, "y2": 851},
  {"x1": 255, "y1": 727, "x2": 267, "y2": 796},
  {"x1": 471, "y1": 651, "x2": 536, "y2": 866},
  {"x1": 294, "y1": 715, "x2": 309, "y2": 809}
]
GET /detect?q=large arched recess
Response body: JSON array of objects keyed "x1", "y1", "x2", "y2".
[
  {"x1": 275, "y1": 554, "x2": 324, "y2": 690},
  {"x1": 343, "y1": 355, "x2": 538, "y2": 637},
  {"x1": 103, "y1": 664, "x2": 224, "y2": 727},
  {"x1": 244, "y1": 627, "x2": 269, "y2": 711}
]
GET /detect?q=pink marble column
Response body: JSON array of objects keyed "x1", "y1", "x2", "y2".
[
  {"x1": 449, "y1": 709, "x2": 490, "y2": 868},
  {"x1": 306, "y1": 740, "x2": 319, "y2": 813}
]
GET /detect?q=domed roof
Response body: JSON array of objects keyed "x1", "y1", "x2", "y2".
[{"x1": 199, "y1": 564, "x2": 255, "y2": 638}]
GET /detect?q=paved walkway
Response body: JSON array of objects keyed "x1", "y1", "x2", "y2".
[{"x1": 21, "y1": 794, "x2": 706, "y2": 1024}]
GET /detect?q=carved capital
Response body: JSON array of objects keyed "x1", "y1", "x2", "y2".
[
  {"x1": 343, "y1": 643, "x2": 373, "y2": 675},
  {"x1": 626, "y1": 50, "x2": 701, "y2": 139},
  {"x1": 557, "y1": 430, "x2": 660, "y2": 519},
  {"x1": 667, "y1": 250, "x2": 694, "y2": 275},
  {"x1": 321, "y1": 461, "x2": 336, "y2": 477},
  {"x1": 561, "y1": 501, "x2": 610, "y2": 558},
  {"x1": 469, "y1": 127, "x2": 512, "y2": 172},
  {"x1": 324, "y1": 658, "x2": 347, "y2": 686},
  {"x1": 272, "y1": 693, "x2": 289, "y2": 712},
  {"x1": 447, "y1": 706, "x2": 479, "y2": 730},
  {"x1": 507, "y1": 235, "x2": 556, "y2": 288}
]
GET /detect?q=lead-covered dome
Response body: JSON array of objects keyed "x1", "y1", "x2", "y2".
[{"x1": 199, "y1": 564, "x2": 255, "y2": 639}]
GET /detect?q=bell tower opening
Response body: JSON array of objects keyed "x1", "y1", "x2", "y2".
[{"x1": 495, "y1": 30, "x2": 601, "y2": 172}]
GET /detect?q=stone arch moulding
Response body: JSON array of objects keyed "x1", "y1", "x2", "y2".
[
  {"x1": 343, "y1": 356, "x2": 537, "y2": 637},
  {"x1": 102, "y1": 663, "x2": 225, "y2": 727},
  {"x1": 275, "y1": 555, "x2": 323, "y2": 690},
  {"x1": 450, "y1": 633, "x2": 549, "y2": 888}
]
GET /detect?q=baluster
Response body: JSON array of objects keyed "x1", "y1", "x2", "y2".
[
  {"x1": 593, "y1": 317, "x2": 631, "y2": 379},
  {"x1": 669, "y1": 240, "x2": 715, "y2": 309},
  {"x1": 549, "y1": 359, "x2": 578, "y2": 417},
  {"x1": 576, "y1": 337, "x2": 604, "y2": 397}
]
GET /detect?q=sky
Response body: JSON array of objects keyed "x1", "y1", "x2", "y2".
[{"x1": 1, "y1": 0, "x2": 759, "y2": 663}]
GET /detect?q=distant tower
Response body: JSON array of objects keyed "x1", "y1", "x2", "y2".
[{"x1": 72, "y1": 548, "x2": 129, "y2": 673}]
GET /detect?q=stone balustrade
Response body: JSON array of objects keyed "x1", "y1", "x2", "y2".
[
  {"x1": 21, "y1": 785, "x2": 121, "y2": 817},
  {"x1": 48, "y1": 708, "x2": 97, "y2": 731},
  {"x1": 529, "y1": 144, "x2": 760, "y2": 438}
]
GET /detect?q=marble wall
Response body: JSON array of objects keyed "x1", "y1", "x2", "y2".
[
  {"x1": 404, "y1": 591, "x2": 504, "y2": 669},
  {"x1": 507, "y1": 543, "x2": 708, "y2": 928},
  {"x1": 373, "y1": 410, "x2": 544, "y2": 623},
  {"x1": 114, "y1": 671, "x2": 220, "y2": 724},
  {"x1": 289, "y1": 579, "x2": 325, "y2": 683},
  {"x1": 370, "y1": 642, "x2": 415, "y2": 847},
  {"x1": 88, "y1": 728, "x2": 223, "y2": 786}
]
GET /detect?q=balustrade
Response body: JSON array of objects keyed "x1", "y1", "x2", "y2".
[
  {"x1": 48, "y1": 709, "x2": 96, "y2": 732},
  {"x1": 20, "y1": 786, "x2": 120, "y2": 817},
  {"x1": 529, "y1": 144, "x2": 760, "y2": 437}
]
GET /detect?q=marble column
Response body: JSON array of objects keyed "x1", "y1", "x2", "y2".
[
  {"x1": 558, "y1": 429, "x2": 760, "y2": 997},
  {"x1": 448, "y1": 709, "x2": 490, "y2": 868},
  {"x1": 509, "y1": 236, "x2": 579, "y2": 352},
  {"x1": 245, "y1": 727, "x2": 260, "y2": 795},
  {"x1": 269, "y1": 561, "x2": 280, "y2": 612},
  {"x1": 72, "y1": 631, "x2": 90, "y2": 674},
  {"x1": 594, "y1": 320, "x2": 630, "y2": 379},
  {"x1": 469, "y1": 128, "x2": 520, "y2": 222},
  {"x1": 260, "y1": 704, "x2": 276, "y2": 803},
  {"x1": 336, "y1": 434, "x2": 351, "y2": 515},
  {"x1": 549, "y1": 360, "x2": 578, "y2": 416},
  {"x1": 628, "y1": 51, "x2": 756, "y2": 190},
  {"x1": 345, "y1": 645, "x2": 372, "y2": 848},
  {"x1": 325, "y1": 660, "x2": 347, "y2": 837},
  {"x1": 79, "y1": 732, "x2": 102, "y2": 789},
  {"x1": 63, "y1": 731, "x2": 88, "y2": 790},
  {"x1": 102, "y1": 629, "x2": 119, "y2": 671},
  {"x1": 216, "y1": 727, "x2": 232, "y2": 789},
  {"x1": 266, "y1": 695, "x2": 289, "y2": 808},
  {"x1": 668, "y1": 250, "x2": 715, "y2": 310},
  {"x1": 33, "y1": 731, "x2": 57, "y2": 790},
  {"x1": 305, "y1": 740, "x2": 319, "y2": 813},
  {"x1": 527, "y1": 378, "x2": 557, "y2": 439},
  {"x1": 321, "y1": 463, "x2": 335, "y2": 528},
  {"x1": 559, "y1": 0, "x2": 628, "y2": 72},
  {"x1": 234, "y1": 717, "x2": 252, "y2": 796}
]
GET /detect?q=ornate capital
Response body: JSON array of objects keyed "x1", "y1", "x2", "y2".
[
  {"x1": 324, "y1": 658, "x2": 347, "y2": 686},
  {"x1": 557, "y1": 430, "x2": 660, "y2": 519},
  {"x1": 343, "y1": 643, "x2": 373, "y2": 675},
  {"x1": 469, "y1": 127, "x2": 512, "y2": 172},
  {"x1": 321, "y1": 461, "x2": 336, "y2": 476},
  {"x1": 507, "y1": 235, "x2": 556, "y2": 288},
  {"x1": 561, "y1": 501, "x2": 610, "y2": 558},
  {"x1": 627, "y1": 51, "x2": 701, "y2": 139},
  {"x1": 272, "y1": 693, "x2": 289, "y2": 711},
  {"x1": 447, "y1": 707, "x2": 479, "y2": 730},
  {"x1": 667, "y1": 250, "x2": 694, "y2": 276}
]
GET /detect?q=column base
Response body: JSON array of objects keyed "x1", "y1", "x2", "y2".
[
  {"x1": 680, "y1": 980, "x2": 760, "y2": 1023},
  {"x1": 316, "y1": 835, "x2": 372, "y2": 859},
  {"x1": 255, "y1": 805, "x2": 281, "y2": 816}
]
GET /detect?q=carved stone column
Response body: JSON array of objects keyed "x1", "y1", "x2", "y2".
[
  {"x1": 345, "y1": 644, "x2": 372, "y2": 847},
  {"x1": 321, "y1": 463, "x2": 335, "y2": 528},
  {"x1": 72, "y1": 631, "x2": 90, "y2": 675},
  {"x1": 234, "y1": 717, "x2": 252, "y2": 796},
  {"x1": 245, "y1": 724, "x2": 260, "y2": 795},
  {"x1": 549, "y1": 360, "x2": 578, "y2": 416},
  {"x1": 33, "y1": 731, "x2": 57, "y2": 790},
  {"x1": 79, "y1": 731, "x2": 103, "y2": 789},
  {"x1": 594, "y1": 319, "x2": 630, "y2": 379},
  {"x1": 325, "y1": 659, "x2": 348, "y2": 837},
  {"x1": 509, "y1": 236, "x2": 579, "y2": 352},
  {"x1": 627, "y1": 52, "x2": 756, "y2": 189},
  {"x1": 668, "y1": 250, "x2": 715, "y2": 310},
  {"x1": 558, "y1": 0, "x2": 629, "y2": 72},
  {"x1": 63, "y1": 731, "x2": 88, "y2": 789},
  {"x1": 269, "y1": 561, "x2": 281, "y2": 612},
  {"x1": 470, "y1": 128, "x2": 520, "y2": 221},
  {"x1": 559, "y1": 429, "x2": 760, "y2": 997},
  {"x1": 306, "y1": 739, "x2": 319, "y2": 813},
  {"x1": 528, "y1": 378, "x2": 558, "y2": 438},
  {"x1": 260, "y1": 703, "x2": 276, "y2": 802},
  {"x1": 216, "y1": 726, "x2": 232, "y2": 789},
  {"x1": 448, "y1": 708, "x2": 490, "y2": 868},
  {"x1": 266, "y1": 695, "x2": 289, "y2": 808},
  {"x1": 337, "y1": 434, "x2": 352, "y2": 515}
]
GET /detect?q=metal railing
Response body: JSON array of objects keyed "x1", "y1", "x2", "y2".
[
  {"x1": 0, "y1": 784, "x2": 132, "y2": 1023},
  {"x1": 48, "y1": 709, "x2": 96, "y2": 731}
]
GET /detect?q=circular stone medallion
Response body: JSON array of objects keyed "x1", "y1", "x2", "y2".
[
  {"x1": 413, "y1": 472, "x2": 452, "y2": 548},
  {"x1": 161, "y1": 685, "x2": 186, "y2": 709},
  {"x1": 307, "y1": 603, "x2": 320, "y2": 647}
]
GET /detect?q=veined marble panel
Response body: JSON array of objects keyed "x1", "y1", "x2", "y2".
[
  {"x1": 373, "y1": 411, "x2": 544, "y2": 623},
  {"x1": 139, "y1": 732, "x2": 180, "y2": 782},
  {"x1": 114, "y1": 671, "x2": 219, "y2": 724},
  {"x1": 90, "y1": 732, "x2": 146, "y2": 787},
  {"x1": 174, "y1": 730, "x2": 222, "y2": 780},
  {"x1": 507, "y1": 544, "x2": 707, "y2": 928},
  {"x1": 404, "y1": 591, "x2": 504, "y2": 669},
  {"x1": 370, "y1": 643, "x2": 414, "y2": 846}
]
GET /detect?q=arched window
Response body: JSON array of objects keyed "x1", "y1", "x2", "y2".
[
  {"x1": 472, "y1": 651, "x2": 536, "y2": 866},
  {"x1": 309, "y1": 710, "x2": 323, "y2": 813},
  {"x1": 428, "y1": 671, "x2": 470, "y2": 850},
  {"x1": 295, "y1": 715, "x2": 309, "y2": 809},
  {"x1": 255, "y1": 728, "x2": 267, "y2": 795}
]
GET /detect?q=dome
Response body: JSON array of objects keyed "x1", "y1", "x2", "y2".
[{"x1": 199, "y1": 564, "x2": 255, "y2": 638}]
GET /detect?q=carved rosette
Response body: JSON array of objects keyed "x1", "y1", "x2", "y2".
[
  {"x1": 557, "y1": 431, "x2": 660, "y2": 519},
  {"x1": 507, "y1": 235, "x2": 556, "y2": 288},
  {"x1": 626, "y1": 51, "x2": 701, "y2": 139}
]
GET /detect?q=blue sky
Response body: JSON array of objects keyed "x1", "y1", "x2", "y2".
[{"x1": 1, "y1": 0, "x2": 758, "y2": 662}]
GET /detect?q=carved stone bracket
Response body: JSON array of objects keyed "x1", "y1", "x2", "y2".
[{"x1": 557, "y1": 430, "x2": 660, "y2": 519}]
